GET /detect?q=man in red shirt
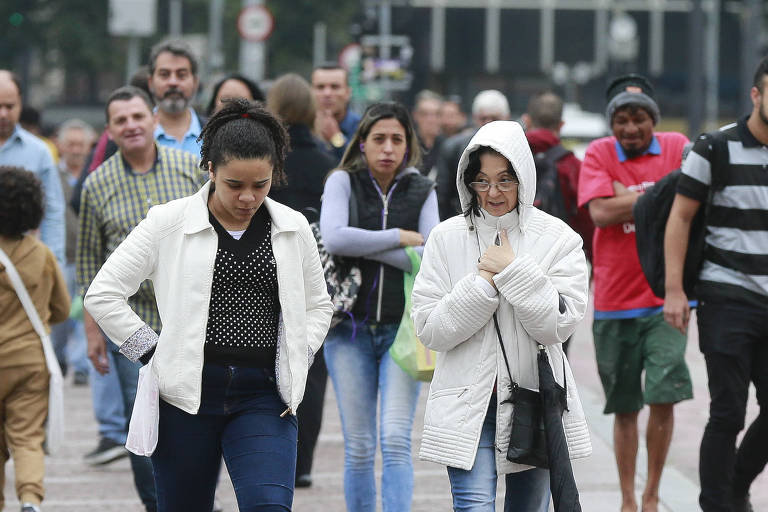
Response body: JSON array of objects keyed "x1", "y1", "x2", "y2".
[{"x1": 578, "y1": 74, "x2": 692, "y2": 512}]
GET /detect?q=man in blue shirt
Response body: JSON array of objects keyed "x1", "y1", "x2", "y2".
[
  {"x1": 0, "y1": 70, "x2": 65, "y2": 264},
  {"x1": 147, "y1": 40, "x2": 203, "y2": 157}
]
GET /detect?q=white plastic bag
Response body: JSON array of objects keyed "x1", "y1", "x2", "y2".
[
  {"x1": 126, "y1": 362, "x2": 160, "y2": 456},
  {"x1": 41, "y1": 331, "x2": 65, "y2": 454}
]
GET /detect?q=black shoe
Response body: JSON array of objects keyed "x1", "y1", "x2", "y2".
[
  {"x1": 295, "y1": 474, "x2": 312, "y2": 488},
  {"x1": 83, "y1": 437, "x2": 129, "y2": 466},
  {"x1": 21, "y1": 503, "x2": 41, "y2": 512},
  {"x1": 73, "y1": 371, "x2": 89, "y2": 386}
]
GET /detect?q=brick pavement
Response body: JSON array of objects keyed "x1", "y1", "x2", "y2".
[{"x1": 3, "y1": 301, "x2": 766, "y2": 511}]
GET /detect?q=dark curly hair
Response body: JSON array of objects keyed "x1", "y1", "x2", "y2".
[
  {"x1": 198, "y1": 98, "x2": 289, "y2": 186},
  {"x1": 0, "y1": 166, "x2": 44, "y2": 238}
]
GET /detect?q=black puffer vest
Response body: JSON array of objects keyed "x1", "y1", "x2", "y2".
[{"x1": 349, "y1": 170, "x2": 434, "y2": 324}]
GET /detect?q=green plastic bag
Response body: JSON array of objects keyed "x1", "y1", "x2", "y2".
[{"x1": 389, "y1": 247, "x2": 435, "y2": 382}]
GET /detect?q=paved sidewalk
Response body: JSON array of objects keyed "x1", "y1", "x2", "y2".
[{"x1": 3, "y1": 303, "x2": 766, "y2": 511}]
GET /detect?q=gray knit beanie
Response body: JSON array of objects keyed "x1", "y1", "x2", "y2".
[{"x1": 605, "y1": 73, "x2": 660, "y2": 125}]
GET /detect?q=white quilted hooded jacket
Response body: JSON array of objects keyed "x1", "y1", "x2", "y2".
[{"x1": 411, "y1": 121, "x2": 591, "y2": 473}]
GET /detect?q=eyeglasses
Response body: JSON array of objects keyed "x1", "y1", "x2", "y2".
[{"x1": 469, "y1": 180, "x2": 518, "y2": 192}]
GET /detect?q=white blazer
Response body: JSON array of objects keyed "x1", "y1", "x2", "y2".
[
  {"x1": 411, "y1": 121, "x2": 591, "y2": 473},
  {"x1": 84, "y1": 181, "x2": 333, "y2": 415}
]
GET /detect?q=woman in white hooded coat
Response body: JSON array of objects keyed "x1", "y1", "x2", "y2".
[{"x1": 411, "y1": 121, "x2": 591, "y2": 511}]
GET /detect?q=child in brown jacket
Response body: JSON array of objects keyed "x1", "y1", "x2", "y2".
[{"x1": 0, "y1": 166, "x2": 70, "y2": 512}]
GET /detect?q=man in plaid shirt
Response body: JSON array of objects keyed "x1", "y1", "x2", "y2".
[{"x1": 76, "y1": 85, "x2": 205, "y2": 512}]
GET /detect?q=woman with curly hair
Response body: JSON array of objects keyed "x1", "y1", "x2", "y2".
[
  {"x1": 84, "y1": 100, "x2": 333, "y2": 511},
  {"x1": 0, "y1": 166, "x2": 70, "y2": 512}
]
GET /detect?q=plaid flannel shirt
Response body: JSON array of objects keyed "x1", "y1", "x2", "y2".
[{"x1": 76, "y1": 145, "x2": 206, "y2": 333}]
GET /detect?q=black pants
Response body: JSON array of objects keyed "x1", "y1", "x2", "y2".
[
  {"x1": 697, "y1": 297, "x2": 768, "y2": 512},
  {"x1": 296, "y1": 347, "x2": 328, "y2": 477}
]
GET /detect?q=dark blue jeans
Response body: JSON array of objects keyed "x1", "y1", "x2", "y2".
[{"x1": 151, "y1": 364, "x2": 298, "y2": 512}]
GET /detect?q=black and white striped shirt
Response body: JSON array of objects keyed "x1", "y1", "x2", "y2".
[{"x1": 678, "y1": 117, "x2": 768, "y2": 306}]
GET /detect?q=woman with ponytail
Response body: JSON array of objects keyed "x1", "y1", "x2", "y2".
[
  {"x1": 319, "y1": 102, "x2": 439, "y2": 511},
  {"x1": 84, "y1": 99, "x2": 333, "y2": 511}
]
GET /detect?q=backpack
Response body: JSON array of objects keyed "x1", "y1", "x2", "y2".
[
  {"x1": 532, "y1": 144, "x2": 573, "y2": 222},
  {"x1": 310, "y1": 184, "x2": 362, "y2": 327},
  {"x1": 633, "y1": 131, "x2": 729, "y2": 299}
]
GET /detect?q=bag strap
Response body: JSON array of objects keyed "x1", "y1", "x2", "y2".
[
  {"x1": 700, "y1": 130, "x2": 730, "y2": 247},
  {"x1": 542, "y1": 143, "x2": 571, "y2": 163},
  {"x1": 0, "y1": 245, "x2": 63, "y2": 380},
  {"x1": 348, "y1": 173, "x2": 359, "y2": 228},
  {"x1": 493, "y1": 313, "x2": 517, "y2": 387},
  {"x1": 707, "y1": 130, "x2": 729, "y2": 192},
  {"x1": 0, "y1": 247, "x2": 49, "y2": 342},
  {"x1": 492, "y1": 313, "x2": 567, "y2": 394}
]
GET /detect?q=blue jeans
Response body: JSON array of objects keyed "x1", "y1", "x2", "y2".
[
  {"x1": 90, "y1": 344, "x2": 128, "y2": 444},
  {"x1": 447, "y1": 399, "x2": 550, "y2": 512},
  {"x1": 50, "y1": 263, "x2": 89, "y2": 375},
  {"x1": 323, "y1": 319, "x2": 422, "y2": 512},
  {"x1": 106, "y1": 341, "x2": 157, "y2": 511},
  {"x1": 151, "y1": 364, "x2": 298, "y2": 512}
]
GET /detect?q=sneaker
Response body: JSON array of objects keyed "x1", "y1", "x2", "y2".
[
  {"x1": 295, "y1": 473, "x2": 312, "y2": 488},
  {"x1": 21, "y1": 503, "x2": 41, "y2": 512},
  {"x1": 83, "y1": 437, "x2": 129, "y2": 466}
]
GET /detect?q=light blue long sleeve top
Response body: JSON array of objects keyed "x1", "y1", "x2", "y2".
[
  {"x1": 0, "y1": 125, "x2": 66, "y2": 264},
  {"x1": 319, "y1": 168, "x2": 440, "y2": 272}
]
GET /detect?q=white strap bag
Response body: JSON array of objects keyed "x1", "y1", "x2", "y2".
[
  {"x1": 125, "y1": 361, "x2": 160, "y2": 456},
  {"x1": 0, "y1": 247, "x2": 65, "y2": 455}
]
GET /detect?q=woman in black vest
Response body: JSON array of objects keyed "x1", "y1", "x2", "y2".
[{"x1": 319, "y1": 102, "x2": 439, "y2": 511}]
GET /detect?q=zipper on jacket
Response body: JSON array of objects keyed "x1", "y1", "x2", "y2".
[
  {"x1": 377, "y1": 192, "x2": 388, "y2": 322},
  {"x1": 368, "y1": 171, "x2": 402, "y2": 323}
]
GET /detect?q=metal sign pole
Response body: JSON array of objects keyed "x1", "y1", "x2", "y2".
[{"x1": 239, "y1": 0, "x2": 266, "y2": 82}]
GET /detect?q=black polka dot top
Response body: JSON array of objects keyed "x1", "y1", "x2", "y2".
[{"x1": 204, "y1": 206, "x2": 280, "y2": 368}]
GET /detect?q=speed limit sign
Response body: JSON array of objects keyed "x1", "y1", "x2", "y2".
[{"x1": 237, "y1": 5, "x2": 275, "y2": 42}]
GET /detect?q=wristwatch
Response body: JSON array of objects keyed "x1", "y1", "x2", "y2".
[{"x1": 330, "y1": 132, "x2": 346, "y2": 148}]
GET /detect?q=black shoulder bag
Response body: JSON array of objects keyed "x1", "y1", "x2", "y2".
[{"x1": 493, "y1": 314, "x2": 566, "y2": 469}]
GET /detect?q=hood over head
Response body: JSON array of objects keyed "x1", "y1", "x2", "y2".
[{"x1": 456, "y1": 120, "x2": 536, "y2": 229}]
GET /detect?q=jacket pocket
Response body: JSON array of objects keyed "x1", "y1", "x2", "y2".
[
  {"x1": 429, "y1": 385, "x2": 469, "y2": 399},
  {"x1": 425, "y1": 385, "x2": 471, "y2": 428}
]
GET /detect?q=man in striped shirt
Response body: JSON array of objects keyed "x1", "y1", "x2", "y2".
[
  {"x1": 664, "y1": 57, "x2": 768, "y2": 512},
  {"x1": 76, "y1": 85, "x2": 205, "y2": 512}
]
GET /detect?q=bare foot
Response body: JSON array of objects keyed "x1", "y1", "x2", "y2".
[
  {"x1": 641, "y1": 494, "x2": 659, "y2": 512},
  {"x1": 621, "y1": 501, "x2": 638, "y2": 512}
]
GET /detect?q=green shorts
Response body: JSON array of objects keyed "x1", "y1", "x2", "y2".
[{"x1": 593, "y1": 312, "x2": 693, "y2": 414}]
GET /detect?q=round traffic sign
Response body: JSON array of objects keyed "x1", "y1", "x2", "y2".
[{"x1": 237, "y1": 5, "x2": 275, "y2": 43}]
